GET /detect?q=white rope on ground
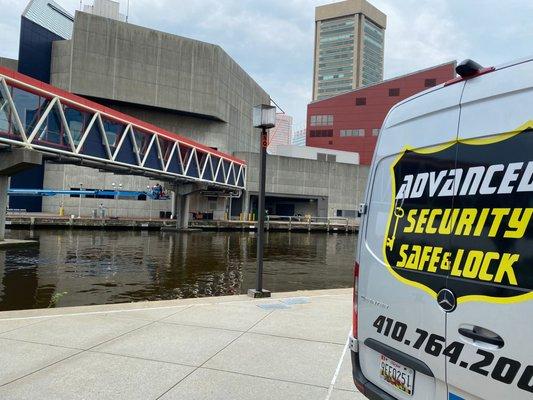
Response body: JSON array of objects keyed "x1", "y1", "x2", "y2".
[{"x1": 325, "y1": 328, "x2": 352, "y2": 400}]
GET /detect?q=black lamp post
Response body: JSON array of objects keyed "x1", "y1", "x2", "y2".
[{"x1": 248, "y1": 104, "x2": 276, "y2": 298}]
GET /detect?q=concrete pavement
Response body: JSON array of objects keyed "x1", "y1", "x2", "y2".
[{"x1": 0, "y1": 288, "x2": 363, "y2": 400}]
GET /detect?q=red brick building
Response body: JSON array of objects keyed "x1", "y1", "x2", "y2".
[{"x1": 306, "y1": 61, "x2": 456, "y2": 164}]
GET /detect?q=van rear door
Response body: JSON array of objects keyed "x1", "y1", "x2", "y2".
[
  {"x1": 357, "y1": 80, "x2": 464, "y2": 400},
  {"x1": 445, "y1": 59, "x2": 533, "y2": 400}
]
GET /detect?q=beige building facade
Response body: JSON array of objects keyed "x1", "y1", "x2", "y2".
[{"x1": 313, "y1": 0, "x2": 387, "y2": 100}]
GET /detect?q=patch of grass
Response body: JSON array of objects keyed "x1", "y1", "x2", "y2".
[{"x1": 48, "y1": 291, "x2": 68, "y2": 308}]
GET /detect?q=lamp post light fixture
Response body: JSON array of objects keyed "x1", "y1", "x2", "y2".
[{"x1": 248, "y1": 104, "x2": 276, "y2": 299}]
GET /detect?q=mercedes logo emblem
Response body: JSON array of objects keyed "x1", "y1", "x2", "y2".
[{"x1": 437, "y1": 289, "x2": 456, "y2": 312}]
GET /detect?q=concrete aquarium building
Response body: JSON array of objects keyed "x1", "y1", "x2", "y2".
[{"x1": 1, "y1": 0, "x2": 368, "y2": 222}]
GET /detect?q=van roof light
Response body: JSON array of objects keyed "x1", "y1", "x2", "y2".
[{"x1": 456, "y1": 59, "x2": 484, "y2": 78}]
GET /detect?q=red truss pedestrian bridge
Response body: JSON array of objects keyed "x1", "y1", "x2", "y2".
[{"x1": 0, "y1": 66, "x2": 246, "y2": 190}]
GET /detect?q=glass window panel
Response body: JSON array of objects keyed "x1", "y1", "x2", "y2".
[
  {"x1": 0, "y1": 86, "x2": 14, "y2": 136},
  {"x1": 64, "y1": 106, "x2": 91, "y2": 146},
  {"x1": 31, "y1": 104, "x2": 69, "y2": 149},
  {"x1": 158, "y1": 136, "x2": 174, "y2": 164},
  {"x1": 12, "y1": 87, "x2": 43, "y2": 134},
  {"x1": 0, "y1": 95, "x2": 23, "y2": 139},
  {"x1": 132, "y1": 127, "x2": 152, "y2": 157},
  {"x1": 102, "y1": 118, "x2": 126, "y2": 148}
]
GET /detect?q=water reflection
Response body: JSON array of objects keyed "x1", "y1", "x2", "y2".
[{"x1": 0, "y1": 229, "x2": 357, "y2": 311}]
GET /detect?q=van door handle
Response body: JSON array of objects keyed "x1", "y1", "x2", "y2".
[{"x1": 458, "y1": 327, "x2": 504, "y2": 347}]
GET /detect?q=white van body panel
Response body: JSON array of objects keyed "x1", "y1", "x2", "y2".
[
  {"x1": 356, "y1": 57, "x2": 533, "y2": 400},
  {"x1": 358, "y1": 81, "x2": 465, "y2": 400},
  {"x1": 446, "y1": 60, "x2": 533, "y2": 400}
]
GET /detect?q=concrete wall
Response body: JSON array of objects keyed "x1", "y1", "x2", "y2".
[
  {"x1": 0, "y1": 57, "x2": 18, "y2": 71},
  {"x1": 269, "y1": 144, "x2": 359, "y2": 164},
  {"x1": 44, "y1": 11, "x2": 365, "y2": 221},
  {"x1": 46, "y1": 11, "x2": 273, "y2": 220},
  {"x1": 41, "y1": 163, "x2": 232, "y2": 219},
  {"x1": 50, "y1": 11, "x2": 270, "y2": 155},
  {"x1": 42, "y1": 163, "x2": 172, "y2": 218},
  {"x1": 236, "y1": 152, "x2": 369, "y2": 218}
]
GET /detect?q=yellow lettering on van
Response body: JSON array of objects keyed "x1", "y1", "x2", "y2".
[
  {"x1": 488, "y1": 208, "x2": 511, "y2": 237},
  {"x1": 438, "y1": 209, "x2": 460, "y2": 235},
  {"x1": 426, "y1": 209, "x2": 442, "y2": 234},
  {"x1": 473, "y1": 208, "x2": 490, "y2": 236},
  {"x1": 450, "y1": 249, "x2": 465, "y2": 276},
  {"x1": 504, "y1": 208, "x2": 533, "y2": 239},
  {"x1": 405, "y1": 245, "x2": 421, "y2": 270},
  {"x1": 462, "y1": 250, "x2": 484, "y2": 279},
  {"x1": 494, "y1": 253, "x2": 519, "y2": 286},
  {"x1": 440, "y1": 251, "x2": 452, "y2": 271},
  {"x1": 418, "y1": 246, "x2": 433, "y2": 270},
  {"x1": 454, "y1": 208, "x2": 478, "y2": 235},
  {"x1": 404, "y1": 209, "x2": 418, "y2": 233},
  {"x1": 396, "y1": 244, "x2": 409, "y2": 268},
  {"x1": 414, "y1": 209, "x2": 430, "y2": 234},
  {"x1": 427, "y1": 247, "x2": 442, "y2": 272},
  {"x1": 478, "y1": 252, "x2": 499, "y2": 281}
]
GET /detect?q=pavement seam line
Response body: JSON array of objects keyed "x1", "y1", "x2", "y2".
[
  {"x1": 153, "y1": 310, "x2": 275, "y2": 400},
  {"x1": 0, "y1": 306, "x2": 193, "y2": 389},
  {"x1": 146, "y1": 319, "x2": 259, "y2": 333},
  {"x1": 248, "y1": 330, "x2": 348, "y2": 346},
  {"x1": 324, "y1": 329, "x2": 352, "y2": 400},
  {"x1": 0, "y1": 336, "x2": 84, "y2": 351},
  {"x1": 0, "y1": 315, "x2": 62, "y2": 335},
  {"x1": 199, "y1": 366, "x2": 330, "y2": 390},
  {"x1": 86, "y1": 349, "x2": 198, "y2": 368},
  {"x1": 0, "y1": 348, "x2": 86, "y2": 388}
]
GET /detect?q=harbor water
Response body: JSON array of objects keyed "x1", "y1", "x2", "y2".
[{"x1": 0, "y1": 229, "x2": 357, "y2": 311}]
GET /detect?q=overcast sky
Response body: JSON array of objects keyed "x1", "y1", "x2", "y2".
[{"x1": 1, "y1": 0, "x2": 532, "y2": 128}]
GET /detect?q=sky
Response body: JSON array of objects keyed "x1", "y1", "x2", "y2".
[{"x1": 0, "y1": 0, "x2": 532, "y2": 129}]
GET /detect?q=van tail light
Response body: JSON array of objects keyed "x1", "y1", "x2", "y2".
[{"x1": 353, "y1": 261, "x2": 360, "y2": 338}]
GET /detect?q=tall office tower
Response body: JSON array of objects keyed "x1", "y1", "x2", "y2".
[{"x1": 313, "y1": 0, "x2": 386, "y2": 100}]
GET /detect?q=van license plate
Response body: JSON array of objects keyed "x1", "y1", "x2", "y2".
[{"x1": 379, "y1": 354, "x2": 414, "y2": 396}]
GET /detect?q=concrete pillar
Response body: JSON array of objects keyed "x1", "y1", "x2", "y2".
[
  {"x1": 171, "y1": 187, "x2": 179, "y2": 220},
  {"x1": 243, "y1": 191, "x2": 250, "y2": 220},
  {"x1": 0, "y1": 149, "x2": 42, "y2": 241},
  {"x1": 0, "y1": 176, "x2": 8, "y2": 241},
  {"x1": 179, "y1": 194, "x2": 190, "y2": 229}
]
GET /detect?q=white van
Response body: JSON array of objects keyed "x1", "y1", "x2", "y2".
[{"x1": 351, "y1": 57, "x2": 533, "y2": 400}]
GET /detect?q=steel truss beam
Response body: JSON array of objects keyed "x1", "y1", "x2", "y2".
[{"x1": 0, "y1": 70, "x2": 247, "y2": 190}]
